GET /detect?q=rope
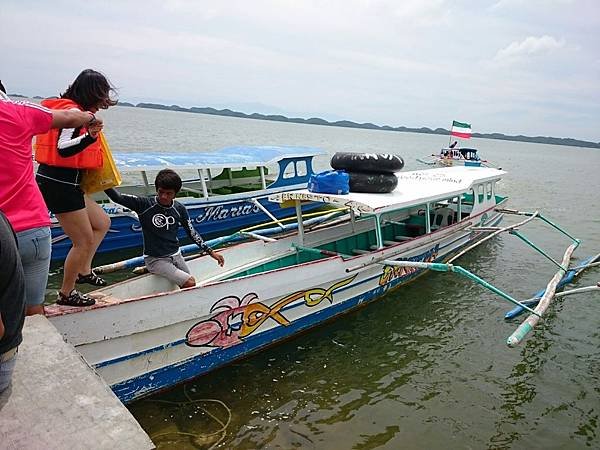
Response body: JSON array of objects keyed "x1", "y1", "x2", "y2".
[
  {"x1": 240, "y1": 206, "x2": 347, "y2": 233},
  {"x1": 145, "y1": 385, "x2": 232, "y2": 449}
]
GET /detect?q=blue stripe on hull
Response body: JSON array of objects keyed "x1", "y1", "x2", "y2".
[{"x1": 111, "y1": 211, "x2": 504, "y2": 403}]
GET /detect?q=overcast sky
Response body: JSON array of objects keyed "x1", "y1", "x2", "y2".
[{"x1": 2, "y1": 0, "x2": 599, "y2": 141}]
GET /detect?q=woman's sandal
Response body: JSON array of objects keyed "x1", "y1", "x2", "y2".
[
  {"x1": 57, "y1": 289, "x2": 96, "y2": 307},
  {"x1": 76, "y1": 271, "x2": 107, "y2": 287}
]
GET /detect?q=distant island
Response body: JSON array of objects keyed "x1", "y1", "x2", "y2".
[
  {"x1": 8, "y1": 93, "x2": 599, "y2": 149},
  {"x1": 128, "y1": 102, "x2": 600, "y2": 149}
]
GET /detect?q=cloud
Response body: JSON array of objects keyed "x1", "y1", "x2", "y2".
[
  {"x1": 493, "y1": 35, "x2": 565, "y2": 63},
  {"x1": 2, "y1": 0, "x2": 599, "y2": 140},
  {"x1": 491, "y1": 0, "x2": 575, "y2": 10}
]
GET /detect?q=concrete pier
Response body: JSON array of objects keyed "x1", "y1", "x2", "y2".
[{"x1": 0, "y1": 315, "x2": 154, "y2": 450}]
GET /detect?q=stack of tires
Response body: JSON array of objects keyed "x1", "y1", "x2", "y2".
[{"x1": 331, "y1": 152, "x2": 404, "y2": 193}]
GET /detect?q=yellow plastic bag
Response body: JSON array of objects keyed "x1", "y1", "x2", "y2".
[{"x1": 80, "y1": 132, "x2": 122, "y2": 194}]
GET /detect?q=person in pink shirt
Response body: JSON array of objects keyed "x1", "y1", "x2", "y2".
[{"x1": 0, "y1": 84, "x2": 102, "y2": 315}]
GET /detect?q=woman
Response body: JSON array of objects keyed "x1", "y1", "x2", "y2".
[
  {"x1": 36, "y1": 69, "x2": 117, "y2": 307},
  {"x1": 1, "y1": 81, "x2": 103, "y2": 314}
]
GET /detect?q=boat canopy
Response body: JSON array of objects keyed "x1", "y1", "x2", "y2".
[
  {"x1": 270, "y1": 166, "x2": 506, "y2": 215},
  {"x1": 112, "y1": 146, "x2": 327, "y2": 172}
]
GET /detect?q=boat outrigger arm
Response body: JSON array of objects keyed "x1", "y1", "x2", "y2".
[
  {"x1": 293, "y1": 204, "x2": 596, "y2": 348},
  {"x1": 359, "y1": 207, "x2": 596, "y2": 347}
]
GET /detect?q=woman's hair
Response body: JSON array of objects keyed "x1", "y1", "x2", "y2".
[
  {"x1": 61, "y1": 69, "x2": 118, "y2": 110},
  {"x1": 155, "y1": 169, "x2": 182, "y2": 193}
]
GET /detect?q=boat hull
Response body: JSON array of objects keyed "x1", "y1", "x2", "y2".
[{"x1": 48, "y1": 205, "x2": 504, "y2": 403}]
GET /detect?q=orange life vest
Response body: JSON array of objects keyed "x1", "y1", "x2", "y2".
[{"x1": 34, "y1": 98, "x2": 103, "y2": 169}]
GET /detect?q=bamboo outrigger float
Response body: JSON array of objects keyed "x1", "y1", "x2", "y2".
[{"x1": 380, "y1": 207, "x2": 599, "y2": 347}]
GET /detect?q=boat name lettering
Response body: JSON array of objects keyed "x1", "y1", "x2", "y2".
[
  {"x1": 396, "y1": 173, "x2": 463, "y2": 184},
  {"x1": 378, "y1": 245, "x2": 439, "y2": 286},
  {"x1": 185, "y1": 275, "x2": 357, "y2": 348},
  {"x1": 278, "y1": 193, "x2": 370, "y2": 212},
  {"x1": 195, "y1": 204, "x2": 261, "y2": 223},
  {"x1": 102, "y1": 206, "x2": 129, "y2": 215}
]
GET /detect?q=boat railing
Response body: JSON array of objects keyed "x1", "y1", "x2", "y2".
[{"x1": 93, "y1": 207, "x2": 349, "y2": 275}]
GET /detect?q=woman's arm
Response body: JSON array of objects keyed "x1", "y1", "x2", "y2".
[
  {"x1": 56, "y1": 127, "x2": 97, "y2": 157},
  {"x1": 55, "y1": 108, "x2": 103, "y2": 157},
  {"x1": 51, "y1": 109, "x2": 101, "y2": 129}
]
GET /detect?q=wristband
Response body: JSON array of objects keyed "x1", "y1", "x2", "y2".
[{"x1": 87, "y1": 112, "x2": 97, "y2": 125}]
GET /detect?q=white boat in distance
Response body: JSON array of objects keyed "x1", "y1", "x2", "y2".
[{"x1": 46, "y1": 166, "x2": 507, "y2": 403}]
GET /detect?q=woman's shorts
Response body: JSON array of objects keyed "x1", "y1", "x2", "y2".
[
  {"x1": 36, "y1": 176, "x2": 85, "y2": 214},
  {"x1": 16, "y1": 226, "x2": 51, "y2": 306}
]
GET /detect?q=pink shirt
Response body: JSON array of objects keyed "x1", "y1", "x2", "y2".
[{"x1": 0, "y1": 99, "x2": 53, "y2": 232}]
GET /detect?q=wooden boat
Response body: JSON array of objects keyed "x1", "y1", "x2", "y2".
[
  {"x1": 417, "y1": 121, "x2": 497, "y2": 168},
  {"x1": 49, "y1": 145, "x2": 327, "y2": 261},
  {"x1": 417, "y1": 147, "x2": 488, "y2": 167},
  {"x1": 46, "y1": 166, "x2": 509, "y2": 403}
]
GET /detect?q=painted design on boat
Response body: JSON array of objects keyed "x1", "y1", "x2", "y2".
[
  {"x1": 379, "y1": 245, "x2": 439, "y2": 286},
  {"x1": 186, "y1": 274, "x2": 357, "y2": 348}
]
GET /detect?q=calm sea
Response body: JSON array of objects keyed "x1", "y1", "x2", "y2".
[{"x1": 57, "y1": 105, "x2": 600, "y2": 449}]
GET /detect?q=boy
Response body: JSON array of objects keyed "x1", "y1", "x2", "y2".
[{"x1": 104, "y1": 169, "x2": 224, "y2": 288}]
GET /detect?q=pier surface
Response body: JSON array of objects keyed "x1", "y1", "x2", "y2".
[{"x1": 0, "y1": 315, "x2": 154, "y2": 450}]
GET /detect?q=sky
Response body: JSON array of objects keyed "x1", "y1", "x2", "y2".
[{"x1": 2, "y1": 0, "x2": 599, "y2": 142}]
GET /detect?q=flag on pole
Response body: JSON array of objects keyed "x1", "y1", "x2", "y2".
[{"x1": 450, "y1": 120, "x2": 472, "y2": 139}]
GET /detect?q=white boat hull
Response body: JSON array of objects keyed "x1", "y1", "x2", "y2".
[{"x1": 48, "y1": 205, "x2": 503, "y2": 403}]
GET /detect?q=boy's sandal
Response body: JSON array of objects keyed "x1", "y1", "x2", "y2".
[
  {"x1": 57, "y1": 289, "x2": 96, "y2": 307},
  {"x1": 76, "y1": 271, "x2": 107, "y2": 287}
]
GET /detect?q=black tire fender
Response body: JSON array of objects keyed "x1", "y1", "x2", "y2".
[
  {"x1": 331, "y1": 152, "x2": 404, "y2": 174},
  {"x1": 348, "y1": 172, "x2": 398, "y2": 193}
]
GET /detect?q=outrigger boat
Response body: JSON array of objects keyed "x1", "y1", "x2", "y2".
[
  {"x1": 417, "y1": 120, "x2": 498, "y2": 168},
  {"x1": 418, "y1": 147, "x2": 486, "y2": 167},
  {"x1": 44, "y1": 165, "x2": 598, "y2": 403},
  {"x1": 45, "y1": 166, "x2": 514, "y2": 402},
  {"x1": 49, "y1": 145, "x2": 327, "y2": 261}
]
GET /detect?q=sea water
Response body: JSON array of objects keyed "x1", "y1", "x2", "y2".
[{"x1": 50, "y1": 105, "x2": 600, "y2": 449}]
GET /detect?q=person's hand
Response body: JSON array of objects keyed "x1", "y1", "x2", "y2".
[
  {"x1": 88, "y1": 112, "x2": 103, "y2": 127},
  {"x1": 88, "y1": 122, "x2": 104, "y2": 138},
  {"x1": 211, "y1": 251, "x2": 225, "y2": 267}
]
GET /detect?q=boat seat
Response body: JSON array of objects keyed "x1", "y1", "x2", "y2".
[
  {"x1": 352, "y1": 249, "x2": 370, "y2": 255},
  {"x1": 369, "y1": 241, "x2": 396, "y2": 250},
  {"x1": 431, "y1": 207, "x2": 454, "y2": 230},
  {"x1": 394, "y1": 235, "x2": 412, "y2": 241}
]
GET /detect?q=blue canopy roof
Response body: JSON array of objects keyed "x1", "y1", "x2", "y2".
[{"x1": 112, "y1": 145, "x2": 326, "y2": 171}]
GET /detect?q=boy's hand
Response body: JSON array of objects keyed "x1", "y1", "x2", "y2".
[{"x1": 211, "y1": 251, "x2": 225, "y2": 267}]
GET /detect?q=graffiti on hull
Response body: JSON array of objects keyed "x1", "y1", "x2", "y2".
[{"x1": 186, "y1": 274, "x2": 357, "y2": 348}]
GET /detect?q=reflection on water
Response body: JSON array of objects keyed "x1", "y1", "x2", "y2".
[{"x1": 52, "y1": 106, "x2": 599, "y2": 449}]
